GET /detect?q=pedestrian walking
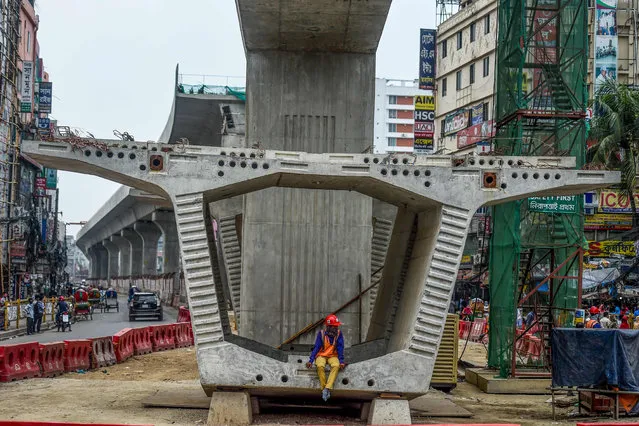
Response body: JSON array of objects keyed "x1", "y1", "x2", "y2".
[
  {"x1": 25, "y1": 297, "x2": 34, "y2": 335},
  {"x1": 34, "y1": 295, "x2": 44, "y2": 333}
]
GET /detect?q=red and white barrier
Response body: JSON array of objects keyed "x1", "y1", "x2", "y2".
[
  {"x1": 132, "y1": 327, "x2": 153, "y2": 356},
  {"x1": 0, "y1": 342, "x2": 41, "y2": 381},
  {"x1": 63, "y1": 340, "x2": 91, "y2": 372},
  {"x1": 112, "y1": 328, "x2": 135, "y2": 363},
  {"x1": 39, "y1": 342, "x2": 65, "y2": 378}
]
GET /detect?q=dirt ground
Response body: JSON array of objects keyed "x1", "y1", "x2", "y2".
[{"x1": 0, "y1": 345, "x2": 619, "y2": 425}]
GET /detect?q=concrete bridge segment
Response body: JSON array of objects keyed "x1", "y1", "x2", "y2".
[{"x1": 22, "y1": 139, "x2": 619, "y2": 406}]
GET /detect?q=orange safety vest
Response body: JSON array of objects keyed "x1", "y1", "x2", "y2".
[
  {"x1": 586, "y1": 319, "x2": 597, "y2": 328},
  {"x1": 317, "y1": 330, "x2": 340, "y2": 358}
]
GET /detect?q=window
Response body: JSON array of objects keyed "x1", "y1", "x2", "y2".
[
  {"x1": 457, "y1": 31, "x2": 462, "y2": 49},
  {"x1": 388, "y1": 95, "x2": 397, "y2": 104},
  {"x1": 442, "y1": 78, "x2": 447, "y2": 97},
  {"x1": 456, "y1": 70, "x2": 462, "y2": 90},
  {"x1": 388, "y1": 109, "x2": 397, "y2": 119},
  {"x1": 470, "y1": 23, "x2": 476, "y2": 42},
  {"x1": 388, "y1": 123, "x2": 397, "y2": 133},
  {"x1": 483, "y1": 57, "x2": 490, "y2": 77},
  {"x1": 440, "y1": 119, "x2": 446, "y2": 138},
  {"x1": 442, "y1": 39, "x2": 448, "y2": 58},
  {"x1": 26, "y1": 31, "x2": 30, "y2": 53},
  {"x1": 469, "y1": 64, "x2": 475, "y2": 84},
  {"x1": 484, "y1": 14, "x2": 491, "y2": 34},
  {"x1": 388, "y1": 137, "x2": 397, "y2": 147},
  {"x1": 483, "y1": 102, "x2": 489, "y2": 121}
]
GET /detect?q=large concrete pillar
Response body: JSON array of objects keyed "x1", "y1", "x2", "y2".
[
  {"x1": 121, "y1": 228, "x2": 143, "y2": 276},
  {"x1": 87, "y1": 246, "x2": 99, "y2": 279},
  {"x1": 239, "y1": 52, "x2": 375, "y2": 346},
  {"x1": 110, "y1": 234, "x2": 132, "y2": 277},
  {"x1": 152, "y1": 211, "x2": 179, "y2": 273},
  {"x1": 93, "y1": 244, "x2": 109, "y2": 280},
  {"x1": 101, "y1": 239, "x2": 120, "y2": 279},
  {"x1": 134, "y1": 221, "x2": 162, "y2": 275}
]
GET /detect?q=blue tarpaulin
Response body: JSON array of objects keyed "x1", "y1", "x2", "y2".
[{"x1": 551, "y1": 328, "x2": 639, "y2": 391}]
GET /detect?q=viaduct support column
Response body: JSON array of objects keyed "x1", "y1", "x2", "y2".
[
  {"x1": 152, "y1": 211, "x2": 181, "y2": 300},
  {"x1": 110, "y1": 235, "x2": 132, "y2": 277},
  {"x1": 134, "y1": 221, "x2": 162, "y2": 275},
  {"x1": 87, "y1": 246, "x2": 98, "y2": 279},
  {"x1": 93, "y1": 244, "x2": 109, "y2": 280},
  {"x1": 121, "y1": 228, "x2": 143, "y2": 276},
  {"x1": 101, "y1": 239, "x2": 120, "y2": 279}
]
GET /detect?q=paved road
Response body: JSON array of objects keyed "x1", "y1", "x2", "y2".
[{"x1": 1, "y1": 296, "x2": 177, "y2": 345}]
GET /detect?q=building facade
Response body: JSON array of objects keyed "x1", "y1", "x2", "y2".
[
  {"x1": 435, "y1": 0, "x2": 497, "y2": 155},
  {"x1": 373, "y1": 78, "x2": 432, "y2": 153}
]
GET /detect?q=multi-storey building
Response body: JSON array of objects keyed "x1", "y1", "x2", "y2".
[
  {"x1": 435, "y1": 0, "x2": 497, "y2": 155},
  {"x1": 373, "y1": 78, "x2": 432, "y2": 153}
]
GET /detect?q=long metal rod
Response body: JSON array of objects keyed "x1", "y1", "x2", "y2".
[{"x1": 277, "y1": 265, "x2": 384, "y2": 349}]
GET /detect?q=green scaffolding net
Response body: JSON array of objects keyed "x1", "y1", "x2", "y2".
[{"x1": 488, "y1": 0, "x2": 587, "y2": 377}]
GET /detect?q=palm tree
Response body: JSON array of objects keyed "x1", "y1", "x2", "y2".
[{"x1": 589, "y1": 79, "x2": 639, "y2": 227}]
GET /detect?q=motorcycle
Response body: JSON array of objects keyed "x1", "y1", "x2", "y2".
[{"x1": 56, "y1": 311, "x2": 71, "y2": 332}]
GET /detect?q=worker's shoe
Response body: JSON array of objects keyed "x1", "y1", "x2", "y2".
[{"x1": 322, "y1": 388, "x2": 331, "y2": 402}]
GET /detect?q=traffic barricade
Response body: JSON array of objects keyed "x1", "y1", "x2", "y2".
[
  {"x1": 458, "y1": 320, "x2": 471, "y2": 339},
  {"x1": 0, "y1": 342, "x2": 41, "y2": 381},
  {"x1": 469, "y1": 318, "x2": 486, "y2": 342},
  {"x1": 63, "y1": 340, "x2": 91, "y2": 372},
  {"x1": 177, "y1": 306, "x2": 191, "y2": 323},
  {"x1": 150, "y1": 324, "x2": 176, "y2": 351},
  {"x1": 112, "y1": 328, "x2": 134, "y2": 363},
  {"x1": 89, "y1": 337, "x2": 117, "y2": 369},
  {"x1": 174, "y1": 322, "x2": 191, "y2": 348},
  {"x1": 39, "y1": 342, "x2": 65, "y2": 378},
  {"x1": 132, "y1": 327, "x2": 153, "y2": 356}
]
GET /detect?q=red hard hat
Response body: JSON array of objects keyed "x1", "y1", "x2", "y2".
[
  {"x1": 589, "y1": 306, "x2": 599, "y2": 315},
  {"x1": 325, "y1": 314, "x2": 341, "y2": 326},
  {"x1": 59, "y1": 296, "x2": 64, "y2": 301}
]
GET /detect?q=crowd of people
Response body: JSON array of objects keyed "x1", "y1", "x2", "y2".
[{"x1": 579, "y1": 302, "x2": 639, "y2": 329}]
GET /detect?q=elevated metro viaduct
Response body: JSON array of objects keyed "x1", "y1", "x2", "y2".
[{"x1": 39, "y1": 1, "x2": 618, "y2": 424}]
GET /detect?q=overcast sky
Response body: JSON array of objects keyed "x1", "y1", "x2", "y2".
[{"x1": 35, "y1": 0, "x2": 436, "y2": 236}]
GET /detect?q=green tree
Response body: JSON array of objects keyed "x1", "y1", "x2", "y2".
[{"x1": 589, "y1": 79, "x2": 639, "y2": 226}]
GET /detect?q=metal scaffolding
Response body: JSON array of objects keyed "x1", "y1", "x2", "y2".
[
  {"x1": 0, "y1": 0, "x2": 24, "y2": 294},
  {"x1": 488, "y1": 0, "x2": 587, "y2": 377}
]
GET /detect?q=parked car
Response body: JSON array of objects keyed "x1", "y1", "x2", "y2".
[{"x1": 128, "y1": 292, "x2": 163, "y2": 321}]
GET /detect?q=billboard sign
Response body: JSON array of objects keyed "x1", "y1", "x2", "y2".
[
  {"x1": 471, "y1": 104, "x2": 484, "y2": 125},
  {"x1": 21, "y1": 61, "x2": 34, "y2": 113},
  {"x1": 584, "y1": 213, "x2": 633, "y2": 230},
  {"x1": 594, "y1": 0, "x2": 617, "y2": 91},
  {"x1": 457, "y1": 120, "x2": 495, "y2": 148},
  {"x1": 414, "y1": 94, "x2": 434, "y2": 154},
  {"x1": 38, "y1": 82, "x2": 52, "y2": 114},
  {"x1": 528, "y1": 196, "x2": 578, "y2": 214},
  {"x1": 44, "y1": 168, "x2": 57, "y2": 189},
  {"x1": 598, "y1": 189, "x2": 639, "y2": 213},
  {"x1": 586, "y1": 240, "x2": 635, "y2": 258},
  {"x1": 444, "y1": 109, "x2": 470, "y2": 136},
  {"x1": 418, "y1": 29, "x2": 436, "y2": 90},
  {"x1": 34, "y1": 177, "x2": 46, "y2": 197}
]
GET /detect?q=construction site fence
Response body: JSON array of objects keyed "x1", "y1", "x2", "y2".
[
  {"x1": 85, "y1": 274, "x2": 187, "y2": 307},
  {"x1": 1, "y1": 297, "x2": 57, "y2": 332}
]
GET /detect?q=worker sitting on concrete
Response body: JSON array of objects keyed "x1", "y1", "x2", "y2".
[{"x1": 306, "y1": 314, "x2": 346, "y2": 402}]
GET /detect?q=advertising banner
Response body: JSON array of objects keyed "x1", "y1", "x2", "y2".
[
  {"x1": 586, "y1": 240, "x2": 636, "y2": 258},
  {"x1": 528, "y1": 196, "x2": 578, "y2": 214},
  {"x1": 418, "y1": 29, "x2": 436, "y2": 91},
  {"x1": 45, "y1": 168, "x2": 57, "y2": 189},
  {"x1": 471, "y1": 104, "x2": 484, "y2": 125},
  {"x1": 414, "y1": 94, "x2": 435, "y2": 154},
  {"x1": 20, "y1": 61, "x2": 33, "y2": 113},
  {"x1": 34, "y1": 177, "x2": 46, "y2": 197},
  {"x1": 444, "y1": 109, "x2": 470, "y2": 136},
  {"x1": 457, "y1": 120, "x2": 495, "y2": 149},
  {"x1": 584, "y1": 213, "x2": 633, "y2": 230},
  {"x1": 38, "y1": 82, "x2": 52, "y2": 114},
  {"x1": 598, "y1": 189, "x2": 639, "y2": 213},
  {"x1": 594, "y1": 0, "x2": 617, "y2": 90}
]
